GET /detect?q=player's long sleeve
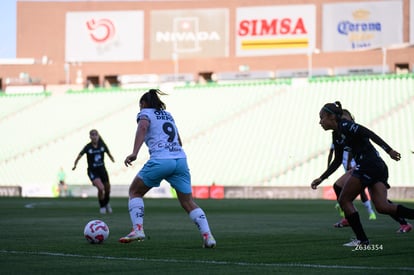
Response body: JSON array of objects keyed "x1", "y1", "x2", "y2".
[
  {"x1": 355, "y1": 124, "x2": 393, "y2": 153},
  {"x1": 320, "y1": 148, "x2": 342, "y2": 181}
]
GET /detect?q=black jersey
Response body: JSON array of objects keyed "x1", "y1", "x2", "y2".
[
  {"x1": 79, "y1": 141, "x2": 111, "y2": 169},
  {"x1": 337, "y1": 119, "x2": 392, "y2": 163},
  {"x1": 320, "y1": 119, "x2": 392, "y2": 181},
  {"x1": 320, "y1": 130, "x2": 346, "y2": 181}
]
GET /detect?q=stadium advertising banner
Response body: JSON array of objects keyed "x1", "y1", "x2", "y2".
[
  {"x1": 150, "y1": 9, "x2": 229, "y2": 60},
  {"x1": 322, "y1": 1, "x2": 403, "y2": 52},
  {"x1": 65, "y1": 11, "x2": 144, "y2": 62},
  {"x1": 235, "y1": 5, "x2": 316, "y2": 57}
]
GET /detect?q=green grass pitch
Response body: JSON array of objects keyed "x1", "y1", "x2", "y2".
[{"x1": 1, "y1": 197, "x2": 414, "y2": 274}]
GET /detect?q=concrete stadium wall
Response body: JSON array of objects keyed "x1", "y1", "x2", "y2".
[
  {"x1": 1, "y1": 0, "x2": 412, "y2": 86},
  {"x1": 2, "y1": 184, "x2": 413, "y2": 201}
]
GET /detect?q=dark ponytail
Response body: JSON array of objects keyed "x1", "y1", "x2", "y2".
[
  {"x1": 342, "y1": 109, "x2": 355, "y2": 121},
  {"x1": 98, "y1": 135, "x2": 107, "y2": 148},
  {"x1": 322, "y1": 101, "x2": 343, "y2": 120},
  {"x1": 140, "y1": 89, "x2": 167, "y2": 110}
]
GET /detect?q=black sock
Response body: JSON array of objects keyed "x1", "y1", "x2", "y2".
[
  {"x1": 99, "y1": 199, "x2": 106, "y2": 208},
  {"x1": 333, "y1": 184, "x2": 342, "y2": 199},
  {"x1": 397, "y1": 205, "x2": 414, "y2": 219},
  {"x1": 360, "y1": 190, "x2": 368, "y2": 203},
  {"x1": 103, "y1": 194, "x2": 110, "y2": 206},
  {"x1": 387, "y1": 200, "x2": 408, "y2": 225},
  {"x1": 390, "y1": 215, "x2": 408, "y2": 225},
  {"x1": 346, "y1": 212, "x2": 369, "y2": 242},
  {"x1": 387, "y1": 200, "x2": 407, "y2": 224}
]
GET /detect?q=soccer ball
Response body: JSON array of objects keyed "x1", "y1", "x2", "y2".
[{"x1": 84, "y1": 220, "x2": 109, "y2": 244}]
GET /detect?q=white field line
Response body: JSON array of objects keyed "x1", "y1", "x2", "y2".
[{"x1": 1, "y1": 249, "x2": 414, "y2": 271}]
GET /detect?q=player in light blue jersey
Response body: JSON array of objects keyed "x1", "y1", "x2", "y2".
[{"x1": 119, "y1": 89, "x2": 216, "y2": 248}]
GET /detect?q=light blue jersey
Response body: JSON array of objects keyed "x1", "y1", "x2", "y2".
[
  {"x1": 137, "y1": 108, "x2": 190, "y2": 193},
  {"x1": 137, "y1": 108, "x2": 186, "y2": 159}
]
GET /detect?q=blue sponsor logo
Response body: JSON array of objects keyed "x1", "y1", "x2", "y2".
[{"x1": 337, "y1": 21, "x2": 381, "y2": 35}]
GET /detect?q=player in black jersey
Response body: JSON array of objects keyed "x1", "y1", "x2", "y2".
[
  {"x1": 316, "y1": 106, "x2": 411, "y2": 233},
  {"x1": 72, "y1": 129, "x2": 115, "y2": 214},
  {"x1": 312, "y1": 101, "x2": 414, "y2": 247},
  {"x1": 326, "y1": 109, "x2": 376, "y2": 228}
]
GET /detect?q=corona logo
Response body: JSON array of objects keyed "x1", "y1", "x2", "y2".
[
  {"x1": 352, "y1": 9, "x2": 370, "y2": 20},
  {"x1": 86, "y1": 18, "x2": 116, "y2": 43},
  {"x1": 238, "y1": 18, "x2": 307, "y2": 36},
  {"x1": 337, "y1": 9, "x2": 381, "y2": 35}
]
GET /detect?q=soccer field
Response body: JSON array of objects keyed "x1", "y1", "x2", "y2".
[{"x1": 1, "y1": 197, "x2": 414, "y2": 274}]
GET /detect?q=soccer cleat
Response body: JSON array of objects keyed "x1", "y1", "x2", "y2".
[
  {"x1": 397, "y1": 223, "x2": 412, "y2": 233},
  {"x1": 119, "y1": 227, "x2": 145, "y2": 243},
  {"x1": 106, "y1": 204, "x2": 113, "y2": 214},
  {"x1": 369, "y1": 212, "x2": 376, "y2": 220},
  {"x1": 202, "y1": 233, "x2": 216, "y2": 248},
  {"x1": 99, "y1": 207, "x2": 106, "y2": 214},
  {"x1": 334, "y1": 218, "x2": 349, "y2": 228},
  {"x1": 335, "y1": 203, "x2": 345, "y2": 218},
  {"x1": 343, "y1": 239, "x2": 369, "y2": 247}
]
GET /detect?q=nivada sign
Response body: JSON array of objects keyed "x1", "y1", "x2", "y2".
[
  {"x1": 236, "y1": 5, "x2": 316, "y2": 56},
  {"x1": 150, "y1": 9, "x2": 229, "y2": 60}
]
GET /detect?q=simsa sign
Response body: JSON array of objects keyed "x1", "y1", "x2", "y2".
[{"x1": 235, "y1": 5, "x2": 316, "y2": 56}]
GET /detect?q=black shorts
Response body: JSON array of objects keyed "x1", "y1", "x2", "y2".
[
  {"x1": 87, "y1": 166, "x2": 109, "y2": 184},
  {"x1": 352, "y1": 159, "x2": 390, "y2": 189}
]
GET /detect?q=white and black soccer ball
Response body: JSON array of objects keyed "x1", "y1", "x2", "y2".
[{"x1": 84, "y1": 220, "x2": 109, "y2": 244}]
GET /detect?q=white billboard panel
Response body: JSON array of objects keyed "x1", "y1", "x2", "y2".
[
  {"x1": 66, "y1": 11, "x2": 144, "y2": 62},
  {"x1": 236, "y1": 5, "x2": 316, "y2": 57},
  {"x1": 323, "y1": 1, "x2": 403, "y2": 52},
  {"x1": 150, "y1": 9, "x2": 229, "y2": 60}
]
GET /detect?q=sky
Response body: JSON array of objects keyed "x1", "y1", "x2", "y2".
[{"x1": 0, "y1": 0, "x2": 17, "y2": 58}]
